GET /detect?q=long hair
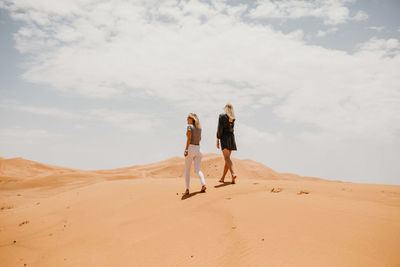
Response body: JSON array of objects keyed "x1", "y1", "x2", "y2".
[
  {"x1": 224, "y1": 103, "x2": 235, "y2": 120},
  {"x1": 188, "y1": 113, "x2": 202, "y2": 129}
]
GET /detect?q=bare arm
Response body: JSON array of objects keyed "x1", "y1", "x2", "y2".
[
  {"x1": 216, "y1": 115, "x2": 223, "y2": 149},
  {"x1": 184, "y1": 130, "x2": 192, "y2": 157}
]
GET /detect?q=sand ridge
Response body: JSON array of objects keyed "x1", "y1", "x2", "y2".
[{"x1": 0, "y1": 154, "x2": 308, "y2": 191}]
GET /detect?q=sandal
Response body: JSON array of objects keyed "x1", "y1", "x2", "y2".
[{"x1": 201, "y1": 186, "x2": 207, "y2": 192}]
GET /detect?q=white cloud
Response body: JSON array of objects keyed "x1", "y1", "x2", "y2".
[
  {"x1": 1, "y1": 0, "x2": 399, "y2": 143},
  {"x1": 249, "y1": 0, "x2": 367, "y2": 25},
  {"x1": 259, "y1": 96, "x2": 274, "y2": 105},
  {"x1": 0, "y1": 101, "x2": 84, "y2": 119},
  {"x1": 273, "y1": 39, "x2": 400, "y2": 140},
  {"x1": 237, "y1": 124, "x2": 282, "y2": 145},
  {"x1": 367, "y1": 26, "x2": 384, "y2": 32},
  {"x1": 0, "y1": 127, "x2": 63, "y2": 144},
  {"x1": 353, "y1": 10, "x2": 368, "y2": 21},
  {"x1": 90, "y1": 109, "x2": 158, "y2": 132},
  {"x1": 0, "y1": 100, "x2": 156, "y2": 132},
  {"x1": 358, "y1": 37, "x2": 400, "y2": 52},
  {"x1": 316, "y1": 27, "x2": 338, "y2": 37}
]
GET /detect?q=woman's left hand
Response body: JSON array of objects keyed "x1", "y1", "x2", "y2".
[{"x1": 184, "y1": 150, "x2": 188, "y2": 157}]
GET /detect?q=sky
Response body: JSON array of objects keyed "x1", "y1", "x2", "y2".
[{"x1": 0, "y1": 0, "x2": 399, "y2": 185}]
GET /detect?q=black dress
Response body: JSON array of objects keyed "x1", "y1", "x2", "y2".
[{"x1": 217, "y1": 114, "x2": 237, "y2": 151}]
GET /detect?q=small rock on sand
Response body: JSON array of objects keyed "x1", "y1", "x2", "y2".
[
  {"x1": 271, "y1": 188, "x2": 282, "y2": 193},
  {"x1": 19, "y1": 220, "x2": 29, "y2": 226},
  {"x1": 297, "y1": 190, "x2": 310, "y2": 195}
]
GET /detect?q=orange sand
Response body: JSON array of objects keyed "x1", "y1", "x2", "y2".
[{"x1": 1, "y1": 154, "x2": 399, "y2": 266}]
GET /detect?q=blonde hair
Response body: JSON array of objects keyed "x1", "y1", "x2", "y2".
[
  {"x1": 188, "y1": 113, "x2": 202, "y2": 129},
  {"x1": 224, "y1": 103, "x2": 235, "y2": 120}
]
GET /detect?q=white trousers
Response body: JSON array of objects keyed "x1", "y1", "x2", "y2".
[{"x1": 185, "y1": 145, "x2": 206, "y2": 189}]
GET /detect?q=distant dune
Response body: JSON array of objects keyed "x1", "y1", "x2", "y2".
[
  {"x1": 1, "y1": 155, "x2": 399, "y2": 266},
  {"x1": 0, "y1": 154, "x2": 322, "y2": 190}
]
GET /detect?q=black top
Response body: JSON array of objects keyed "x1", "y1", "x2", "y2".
[
  {"x1": 217, "y1": 114, "x2": 237, "y2": 151},
  {"x1": 217, "y1": 114, "x2": 235, "y2": 139}
]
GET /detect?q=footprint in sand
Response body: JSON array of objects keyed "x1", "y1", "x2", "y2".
[
  {"x1": 1, "y1": 205, "x2": 13, "y2": 211},
  {"x1": 297, "y1": 190, "x2": 310, "y2": 195},
  {"x1": 19, "y1": 220, "x2": 29, "y2": 226},
  {"x1": 271, "y1": 188, "x2": 282, "y2": 193},
  {"x1": 225, "y1": 197, "x2": 232, "y2": 200}
]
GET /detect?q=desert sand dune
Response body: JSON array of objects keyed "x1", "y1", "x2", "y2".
[
  {"x1": 0, "y1": 154, "x2": 288, "y2": 190},
  {"x1": 1, "y1": 155, "x2": 400, "y2": 267},
  {"x1": 0, "y1": 154, "x2": 301, "y2": 187}
]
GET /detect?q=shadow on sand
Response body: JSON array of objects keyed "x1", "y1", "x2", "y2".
[
  {"x1": 181, "y1": 190, "x2": 206, "y2": 200},
  {"x1": 214, "y1": 182, "x2": 233, "y2": 188}
]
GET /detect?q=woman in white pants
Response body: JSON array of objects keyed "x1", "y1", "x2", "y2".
[{"x1": 184, "y1": 113, "x2": 206, "y2": 195}]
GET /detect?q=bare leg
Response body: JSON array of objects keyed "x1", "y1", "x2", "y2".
[
  {"x1": 222, "y1": 149, "x2": 236, "y2": 183},
  {"x1": 219, "y1": 162, "x2": 229, "y2": 182}
]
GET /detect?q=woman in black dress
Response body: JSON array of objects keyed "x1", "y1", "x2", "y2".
[{"x1": 216, "y1": 103, "x2": 237, "y2": 184}]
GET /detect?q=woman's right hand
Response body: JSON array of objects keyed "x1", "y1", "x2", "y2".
[
  {"x1": 216, "y1": 139, "x2": 220, "y2": 149},
  {"x1": 184, "y1": 150, "x2": 188, "y2": 157}
]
